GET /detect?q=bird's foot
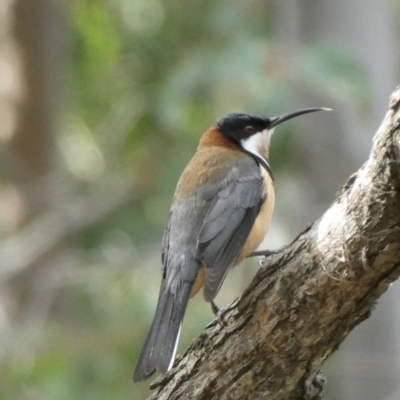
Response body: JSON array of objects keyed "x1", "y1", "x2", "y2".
[
  {"x1": 249, "y1": 248, "x2": 280, "y2": 258},
  {"x1": 249, "y1": 248, "x2": 281, "y2": 267},
  {"x1": 211, "y1": 300, "x2": 228, "y2": 326}
]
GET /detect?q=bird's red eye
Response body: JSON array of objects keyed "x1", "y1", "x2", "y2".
[{"x1": 244, "y1": 126, "x2": 255, "y2": 135}]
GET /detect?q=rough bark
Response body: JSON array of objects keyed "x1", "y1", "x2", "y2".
[{"x1": 145, "y1": 86, "x2": 400, "y2": 400}]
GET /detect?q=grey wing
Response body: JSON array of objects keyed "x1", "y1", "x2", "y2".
[
  {"x1": 161, "y1": 211, "x2": 172, "y2": 276},
  {"x1": 197, "y1": 157, "x2": 264, "y2": 302}
]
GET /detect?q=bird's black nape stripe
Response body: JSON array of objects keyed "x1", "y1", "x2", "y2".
[{"x1": 245, "y1": 151, "x2": 274, "y2": 182}]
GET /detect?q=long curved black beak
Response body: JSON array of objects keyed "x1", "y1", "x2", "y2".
[{"x1": 268, "y1": 107, "x2": 331, "y2": 129}]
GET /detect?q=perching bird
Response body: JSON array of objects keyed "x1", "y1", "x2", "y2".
[{"x1": 133, "y1": 107, "x2": 329, "y2": 382}]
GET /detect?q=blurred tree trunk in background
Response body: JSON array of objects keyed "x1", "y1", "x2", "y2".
[
  {"x1": 1, "y1": 0, "x2": 65, "y2": 325},
  {"x1": 274, "y1": 1, "x2": 400, "y2": 399}
]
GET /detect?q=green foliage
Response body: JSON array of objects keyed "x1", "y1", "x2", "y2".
[{"x1": 297, "y1": 42, "x2": 370, "y2": 106}]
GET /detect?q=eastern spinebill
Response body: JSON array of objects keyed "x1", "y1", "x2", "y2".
[{"x1": 134, "y1": 107, "x2": 330, "y2": 382}]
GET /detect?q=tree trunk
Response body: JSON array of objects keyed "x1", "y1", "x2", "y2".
[
  {"x1": 1, "y1": 0, "x2": 65, "y2": 322},
  {"x1": 145, "y1": 86, "x2": 400, "y2": 399}
]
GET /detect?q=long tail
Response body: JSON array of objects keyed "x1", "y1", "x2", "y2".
[{"x1": 133, "y1": 280, "x2": 192, "y2": 382}]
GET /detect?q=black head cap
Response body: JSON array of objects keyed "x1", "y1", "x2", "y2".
[{"x1": 215, "y1": 113, "x2": 270, "y2": 144}]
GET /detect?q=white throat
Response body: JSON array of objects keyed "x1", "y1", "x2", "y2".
[{"x1": 241, "y1": 128, "x2": 274, "y2": 164}]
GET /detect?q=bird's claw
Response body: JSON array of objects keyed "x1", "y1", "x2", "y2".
[{"x1": 249, "y1": 248, "x2": 281, "y2": 267}]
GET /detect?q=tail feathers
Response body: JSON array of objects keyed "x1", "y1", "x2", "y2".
[{"x1": 133, "y1": 282, "x2": 191, "y2": 382}]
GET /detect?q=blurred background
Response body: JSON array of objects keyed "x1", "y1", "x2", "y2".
[{"x1": 0, "y1": 0, "x2": 399, "y2": 399}]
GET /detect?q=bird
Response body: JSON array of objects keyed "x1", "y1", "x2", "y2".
[{"x1": 133, "y1": 107, "x2": 330, "y2": 382}]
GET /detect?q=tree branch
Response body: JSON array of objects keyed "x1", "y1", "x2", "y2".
[{"x1": 145, "y1": 86, "x2": 400, "y2": 400}]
